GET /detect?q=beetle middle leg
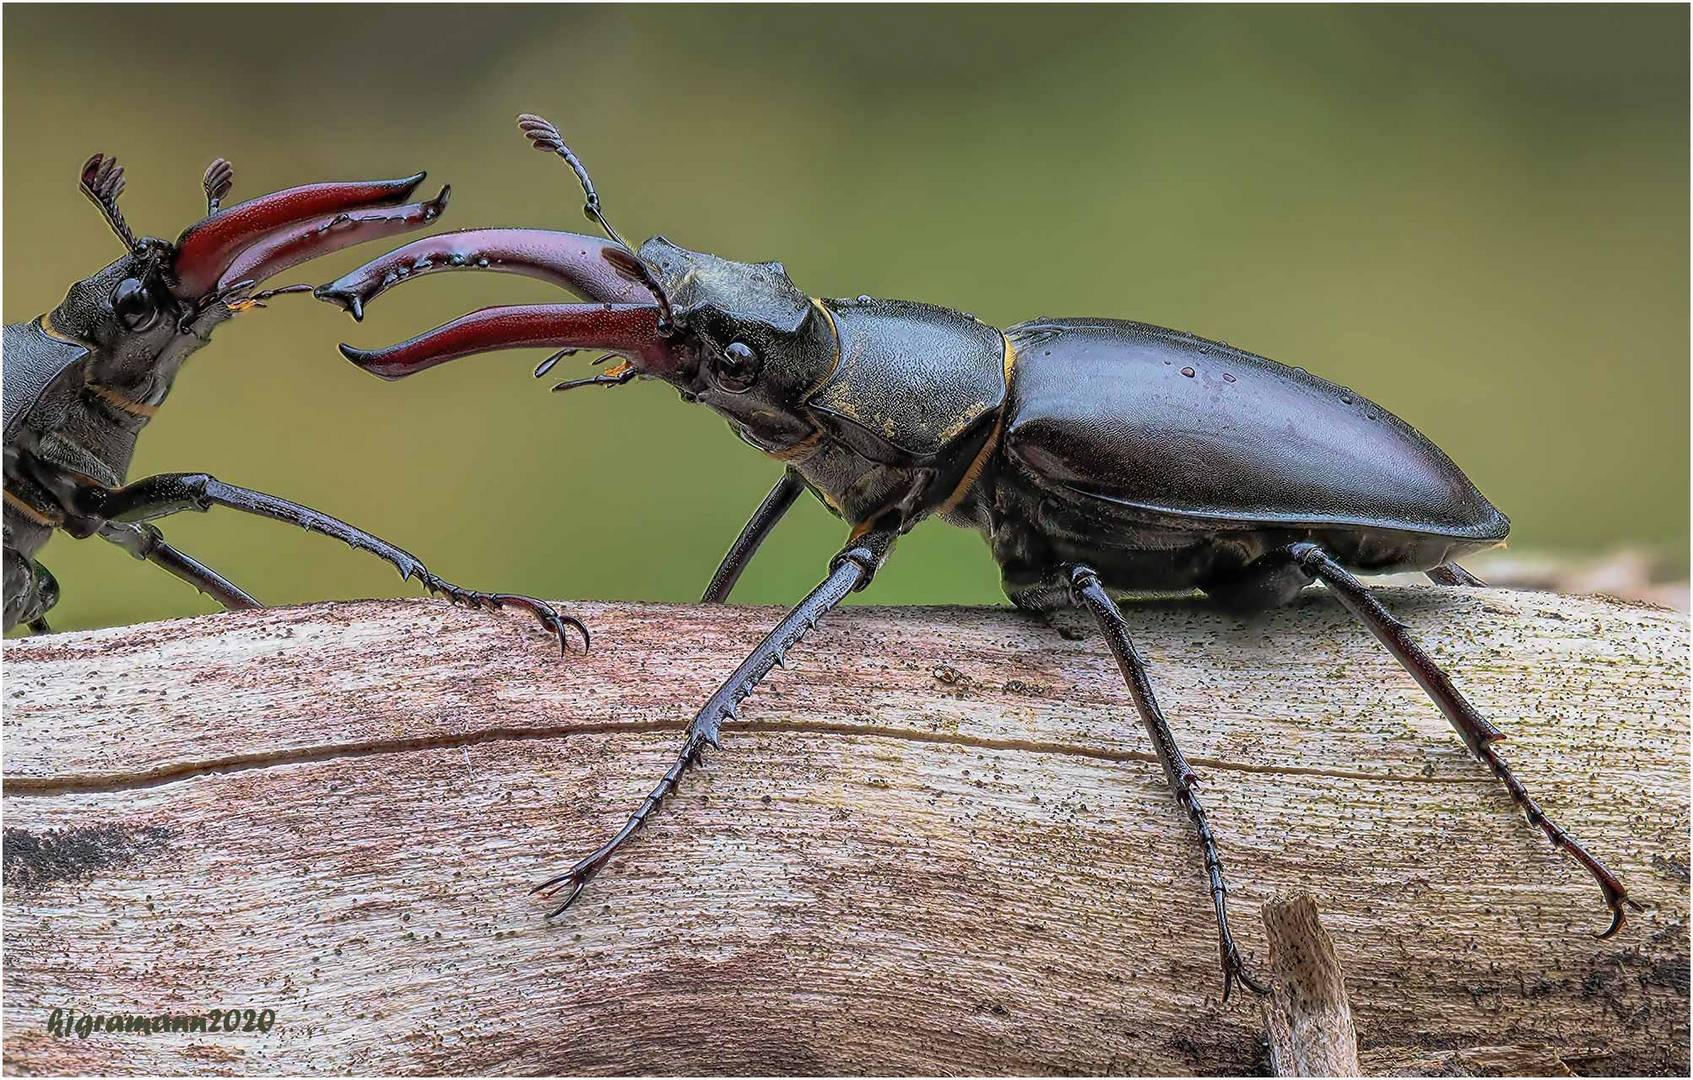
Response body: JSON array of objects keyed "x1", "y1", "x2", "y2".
[
  {"x1": 1272, "y1": 541, "x2": 1639, "y2": 936},
  {"x1": 4, "y1": 546, "x2": 59, "y2": 633},
  {"x1": 1427, "y1": 563, "x2": 1486, "y2": 587},
  {"x1": 98, "y1": 521, "x2": 261, "y2": 611},
  {"x1": 74, "y1": 472, "x2": 587, "y2": 651},
  {"x1": 534, "y1": 526, "x2": 899, "y2": 916},
  {"x1": 1065, "y1": 564, "x2": 1267, "y2": 1002}
]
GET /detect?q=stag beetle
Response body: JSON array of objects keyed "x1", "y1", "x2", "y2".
[
  {"x1": 320, "y1": 114, "x2": 1636, "y2": 999},
  {"x1": 3, "y1": 152, "x2": 580, "y2": 648}
]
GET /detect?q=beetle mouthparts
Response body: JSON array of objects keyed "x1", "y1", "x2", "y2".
[
  {"x1": 313, "y1": 229, "x2": 650, "y2": 322},
  {"x1": 215, "y1": 186, "x2": 451, "y2": 295},
  {"x1": 172, "y1": 172, "x2": 433, "y2": 299}
]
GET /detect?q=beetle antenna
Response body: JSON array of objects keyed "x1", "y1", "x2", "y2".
[
  {"x1": 517, "y1": 114, "x2": 630, "y2": 249},
  {"x1": 79, "y1": 154, "x2": 138, "y2": 250},
  {"x1": 533, "y1": 348, "x2": 578, "y2": 379},
  {"x1": 226, "y1": 283, "x2": 315, "y2": 313},
  {"x1": 203, "y1": 158, "x2": 234, "y2": 214},
  {"x1": 516, "y1": 113, "x2": 675, "y2": 334}
]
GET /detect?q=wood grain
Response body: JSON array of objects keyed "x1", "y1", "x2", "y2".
[{"x1": 2, "y1": 588, "x2": 1687, "y2": 1075}]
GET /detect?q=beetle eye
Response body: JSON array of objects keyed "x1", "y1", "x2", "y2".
[
  {"x1": 111, "y1": 277, "x2": 160, "y2": 331},
  {"x1": 713, "y1": 340, "x2": 761, "y2": 393}
]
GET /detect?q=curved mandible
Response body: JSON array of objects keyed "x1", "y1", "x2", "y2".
[{"x1": 314, "y1": 229, "x2": 648, "y2": 320}]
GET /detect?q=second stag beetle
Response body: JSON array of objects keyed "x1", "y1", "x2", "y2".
[
  {"x1": 320, "y1": 113, "x2": 1638, "y2": 999},
  {"x1": 3, "y1": 152, "x2": 577, "y2": 647}
]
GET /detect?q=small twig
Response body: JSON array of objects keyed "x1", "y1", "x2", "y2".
[{"x1": 1261, "y1": 893, "x2": 1360, "y2": 1077}]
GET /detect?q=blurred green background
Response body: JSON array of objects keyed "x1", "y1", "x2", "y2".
[{"x1": 5, "y1": 5, "x2": 1686, "y2": 631}]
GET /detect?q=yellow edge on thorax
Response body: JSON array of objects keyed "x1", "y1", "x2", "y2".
[
  {"x1": 805, "y1": 297, "x2": 844, "y2": 399},
  {"x1": 935, "y1": 334, "x2": 1018, "y2": 516},
  {"x1": 40, "y1": 311, "x2": 92, "y2": 349},
  {"x1": 764, "y1": 298, "x2": 844, "y2": 470}
]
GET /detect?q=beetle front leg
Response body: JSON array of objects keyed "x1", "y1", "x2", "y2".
[
  {"x1": 4, "y1": 546, "x2": 59, "y2": 634},
  {"x1": 1286, "y1": 542, "x2": 1640, "y2": 937},
  {"x1": 98, "y1": 521, "x2": 262, "y2": 611},
  {"x1": 701, "y1": 469, "x2": 806, "y2": 603},
  {"x1": 77, "y1": 473, "x2": 586, "y2": 652},
  {"x1": 1068, "y1": 565, "x2": 1267, "y2": 1003},
  {"x1": 535, "y1": 525, "x2": 899, "y2": 916}
]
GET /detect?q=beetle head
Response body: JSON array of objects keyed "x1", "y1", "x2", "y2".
[
  {"x1": 633, "y1": 237, "x2": 836, "y2": 451},
  {"x1": 48, "y1": 238, "x2": 201, "y2": 406},
  {"x1": 327, "y1": 113, "x2": 845, "y2": 456},
  {"x1": 52, "y1": 153, "x2": 446, "y2": 407}
]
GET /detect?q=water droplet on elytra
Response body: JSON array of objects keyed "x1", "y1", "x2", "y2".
[
  {"x1": 1180, "y1": 366, "x2": 1196, "y2": 378},
  {"x1": 857, "y1": 295, "x2": 873, "y2": 303},
  {"x1": 1340, "y1": 395, "x2": 1353, "y2": 405},
  {"x1": 1222, "y1": 372, "x2": 1236, "y2": 383}
]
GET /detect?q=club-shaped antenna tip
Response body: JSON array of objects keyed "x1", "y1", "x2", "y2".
[{"x1": 203, "y1": 158, "x2": 235, "y2": 204}]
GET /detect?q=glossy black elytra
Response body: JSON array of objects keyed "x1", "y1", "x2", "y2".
[
  {"x1": 3, "y1": 153, "x2": 581, "y2": 649},
  {"x1": 319, "y1": 112, "x2": 1637, "y2": 1001}
]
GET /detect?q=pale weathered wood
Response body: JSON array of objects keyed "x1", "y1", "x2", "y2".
[
  {"x1": 1261, "y1": 893, "x2": 1360, "y2": 1076},
  {"x1": 2, "y1": 589, "x2": 1687, "y2": 1075}
]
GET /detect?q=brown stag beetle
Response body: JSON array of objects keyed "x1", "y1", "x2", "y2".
[
  {"x1": 320, "y1": 113, "x2": 1637, "y2": 1000},
  {"x1": 3, "y1": 152, "x2": 582, "y2": 649}
]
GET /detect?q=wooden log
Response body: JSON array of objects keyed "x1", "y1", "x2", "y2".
[
  {"x1": 2, "y1": 588, "x2": 1687, "y2": 1075},
  {"x1": 1261, "y1": 893, "x2": 1360, "y2": 1076}
]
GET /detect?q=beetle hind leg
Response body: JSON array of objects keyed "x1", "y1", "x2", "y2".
[
  {"x1": 1284, "y1": 541, "x2": 1639, "y2": 937},
  {"x1": 1067, "y1": 564, "x2": 1266, "y2": 1002}
]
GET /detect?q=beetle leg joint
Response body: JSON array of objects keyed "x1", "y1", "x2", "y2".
[{"x1": 1065, "y1": 564, "x2": 1102, "y2": 602}]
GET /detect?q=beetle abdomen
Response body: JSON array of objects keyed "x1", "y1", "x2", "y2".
[{"x1": 1002, "y1": 319, "x2": 1508, "y2": 541}]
